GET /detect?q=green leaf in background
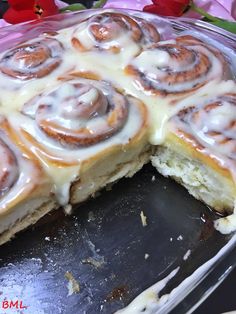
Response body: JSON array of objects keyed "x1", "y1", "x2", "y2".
[
  {"x1": 209, "y1": 19, "x2": 236, "y2": 34},
  {"x1": 92, "y1": 0, "x2": 107, "y2": 9},
  {"x1": 59, "y1": 0, "x2": 107, "y2": 12},
  {"x1": 59, "y1": 3, "x2": 87, "y2": 12},
  {"x1": 60, "y1": 1, "x2": 236, "y2": 34},
  {"x1": 191, "y1": 2, "x2": 236, "y2": 34}
]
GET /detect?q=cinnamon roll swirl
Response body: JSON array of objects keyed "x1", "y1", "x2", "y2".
[
  {"x1": 152, "y1": 88, "x2": 236, "y2": 214},
  {"x1": 0, "y1": 38, "x2": 63, "y2": 80},
  {"x1": 172, "y1": 93, "x2": 236, "y2": 162},
  {"x1": 1, "y1": 9, "x2": 236, "y2": 244},
  {"x1": 18, "y1": 78, "x2": 150, "y2": 206},
  {"x1": 22, "y1": 80, "x2": 130, "y2": 148},
  {"x1": 71, "y1": 12, "x2": 160, "y2": 54},
  {"x1": 125, "y1": 35, "x2": 230, "y2": 96},
  {"x1": 0, "y1": 117, "x2": 53, "y2": 244}
]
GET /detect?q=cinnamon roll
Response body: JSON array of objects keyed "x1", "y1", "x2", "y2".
[
  {"x1": 0, "y1": 117, "x2": 54, "y2": 244},
  {"x1": 0, "y1": 9, "x2": 236, "y2": 244},
  {"x1": 172, "y1": 93, "x2": 236, "y2": 161},
  {"x1": 125, "y1": 35, "x2": 230, "y2": 96},
  {"x1": 71, "y1": 12, "x2": 160, "y2": 54},
  {"x1": 0, "y1": 38, "x2": 63, "y2": 80},
  {"x1": 19, "y1": 78, "x2": 150, "y2": 205},
  {"x1": 152, "y1": 86, "x2": 236, "y2": 214},
  {"x1": 22, "y1": 80, "x2": 129, "y2": 148}
]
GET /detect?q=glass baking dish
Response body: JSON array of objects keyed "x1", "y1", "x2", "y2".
[{"x1": 0, "y1": 9, "x2": 235, "y2": 314}]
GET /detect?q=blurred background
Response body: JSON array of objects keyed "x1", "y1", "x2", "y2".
[{"x1": 0, "y1": 0, "x2": 94, "y2": 17}]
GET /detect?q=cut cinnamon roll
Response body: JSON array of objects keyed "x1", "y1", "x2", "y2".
[
  {"x1": 125, "y1": 35, "x2": 230, "y2": 96},
  {"x1": 19, "y1": 78, "x2": 151, "y2": 206},
  {"x1": 71, "y1": 12, "x2": 160, "y2": 54},
  {"x1": 0, "y1": 38, "x2": 63, "y2": 80},
  {"x1": 0, "y1": 117, "x2": 54, "y2": 245},
  {"x1": 152, "y1": 86, "x2": 236, "y2": 214},
  {"x1": 173, "y1": 93, "x2": 236, "y2": 161}
]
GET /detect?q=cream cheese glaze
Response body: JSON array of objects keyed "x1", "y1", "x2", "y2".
[
  {"x1": 0, "y1": 10, "x2": 235, "y2": 235},
  {"x1": 70, "y1": 12, "x2": 160, "y2": 54},
  {"x1": 116, "y1": 233, "x2": 236, "y2": 313},
  {"x1": 0, "y1": 137, "x2": 18, "y2": 198},
  {"x1": 0, "y1": 117, "x2": 52, "y2": 234},
  {"x1": 169, "y1": 80, "x2": 236, "y2": 181},
  {"x1": 7, "y1": 78, "x2": 147, "y2": 204}
]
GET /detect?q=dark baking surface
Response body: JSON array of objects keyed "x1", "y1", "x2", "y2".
[
  {"x1": 0, "y1": 164, "x2": 235, "y2": 314},
  {"x1": 0, "y1": 2, "x2": 236, "y2": 313}
]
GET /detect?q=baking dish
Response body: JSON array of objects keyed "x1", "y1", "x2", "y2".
[{"x1": 0, "y1": 9, "x2": 235, "y2": 313}]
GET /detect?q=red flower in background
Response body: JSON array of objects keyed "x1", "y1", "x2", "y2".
[
  {"x1": 143, "y1": 0, "x2": 190, "y2": 17},
  {"x1": 4, "y1": 0, "x2": 59, "y2": 24}
]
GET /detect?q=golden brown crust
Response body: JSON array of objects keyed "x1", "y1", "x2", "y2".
[
  {"x1": 166, "y1": 131, "x2": 235, "y2": 182},
  {"x1": 20, "y1": 80, "x2": 149, "y2": 168},
  {"x1": 0, "y1": 11, "x2": 235, "y2": 244},
  {"x1": 168, "y1": 92, "x2": 236, "y2": 182},
  {"x1": 0, "y1": 200, "x2": 56, "y2": 246}
]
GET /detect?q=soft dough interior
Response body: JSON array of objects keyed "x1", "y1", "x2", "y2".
[
  {"x1": 151, "y1": 144, "x2": 236, "y2": 214},
  {"x1": 70, "y1": 144, "x2": 152, "y2": 204},
  {"x1": 0, "y1": 143, "x2": 151, "y2": 244},
  {"x1": 0, "y1": 199, "x2": 57, "y2": 245},
  {"x1": 1, "y1": 133, "x2": 236, "y2": 244}
]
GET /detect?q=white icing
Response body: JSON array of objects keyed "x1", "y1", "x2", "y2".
[
  {"x1": 116, "y1": 233, "x2": 236, "y2": 313},
  {"x1": 73, "y1": 20, "x2": 139, "y2": 55},
  {"x1": 70, "y1": 11, "x2": 160, "y2": 55},
  {"x1": 0, "y1": 128, "x2": 50, "y2": 225},
  {"x1": 0, "y1": 12, "x2": 235, "y2": 314},
  {"x1": 0, "y1": 38, "x2": 62, "y2": 77},
  {"x1": 215, "y1": 201, "x2": 236, "y2": 234},
  {"x1": 115, "y1": 268, "x2": 179, "y2": 314},
  {"x1": 130, "y1": 38, "x2": 226, "y2": 94},
  {"x1": 0, "y1": 10, "x2": 235, "y2": 235},
  {"x1": 5, "y1": 78, "x2": 146, "y2": 204},
  {"x1": 35, "y1": 82, "x2": 110, "y2": 131},
  {"x1": 0, "y1": 138, "x2": 18, "y2": 197},
  {"x1": 71, "y1": 14, "x2": 142, "y2": 65},
  {"x1": 183, "y1": 249, "x2": 191, "y2": 261},
  {"x1": 215, "y1": 213, "x2": 236, "y2": 234},
  {"x1": 169, "y1": 80, "x2": 236, "y2": 180}
]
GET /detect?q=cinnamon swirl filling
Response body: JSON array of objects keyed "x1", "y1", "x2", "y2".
[
  {"x1": 0, "y1": 138, "x2": 18, "y2": 198},
  {"x1": 71, "y1": 12, "x2": 160, "y2": 53},
  {"x1": 22, "y1": 80, "x2": 129, "y2": 147},
  {"x1": 172, "y1": 93, "x2": 236, "y2": 161},
  {"x1": 0, "y1": 38, "x2": 63, "y2": 80},
  {"x1": 125, "y1": 35, "x2": 230, "y2": 96}
]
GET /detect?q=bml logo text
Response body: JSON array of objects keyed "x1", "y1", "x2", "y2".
[{"x1": 1, "y1": 300, "x2": 27, "y2": 310}]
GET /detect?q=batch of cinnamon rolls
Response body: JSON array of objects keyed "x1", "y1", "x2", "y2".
[{"x1": 0, "y1": 9, "x2": 235, "y2": 244}]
